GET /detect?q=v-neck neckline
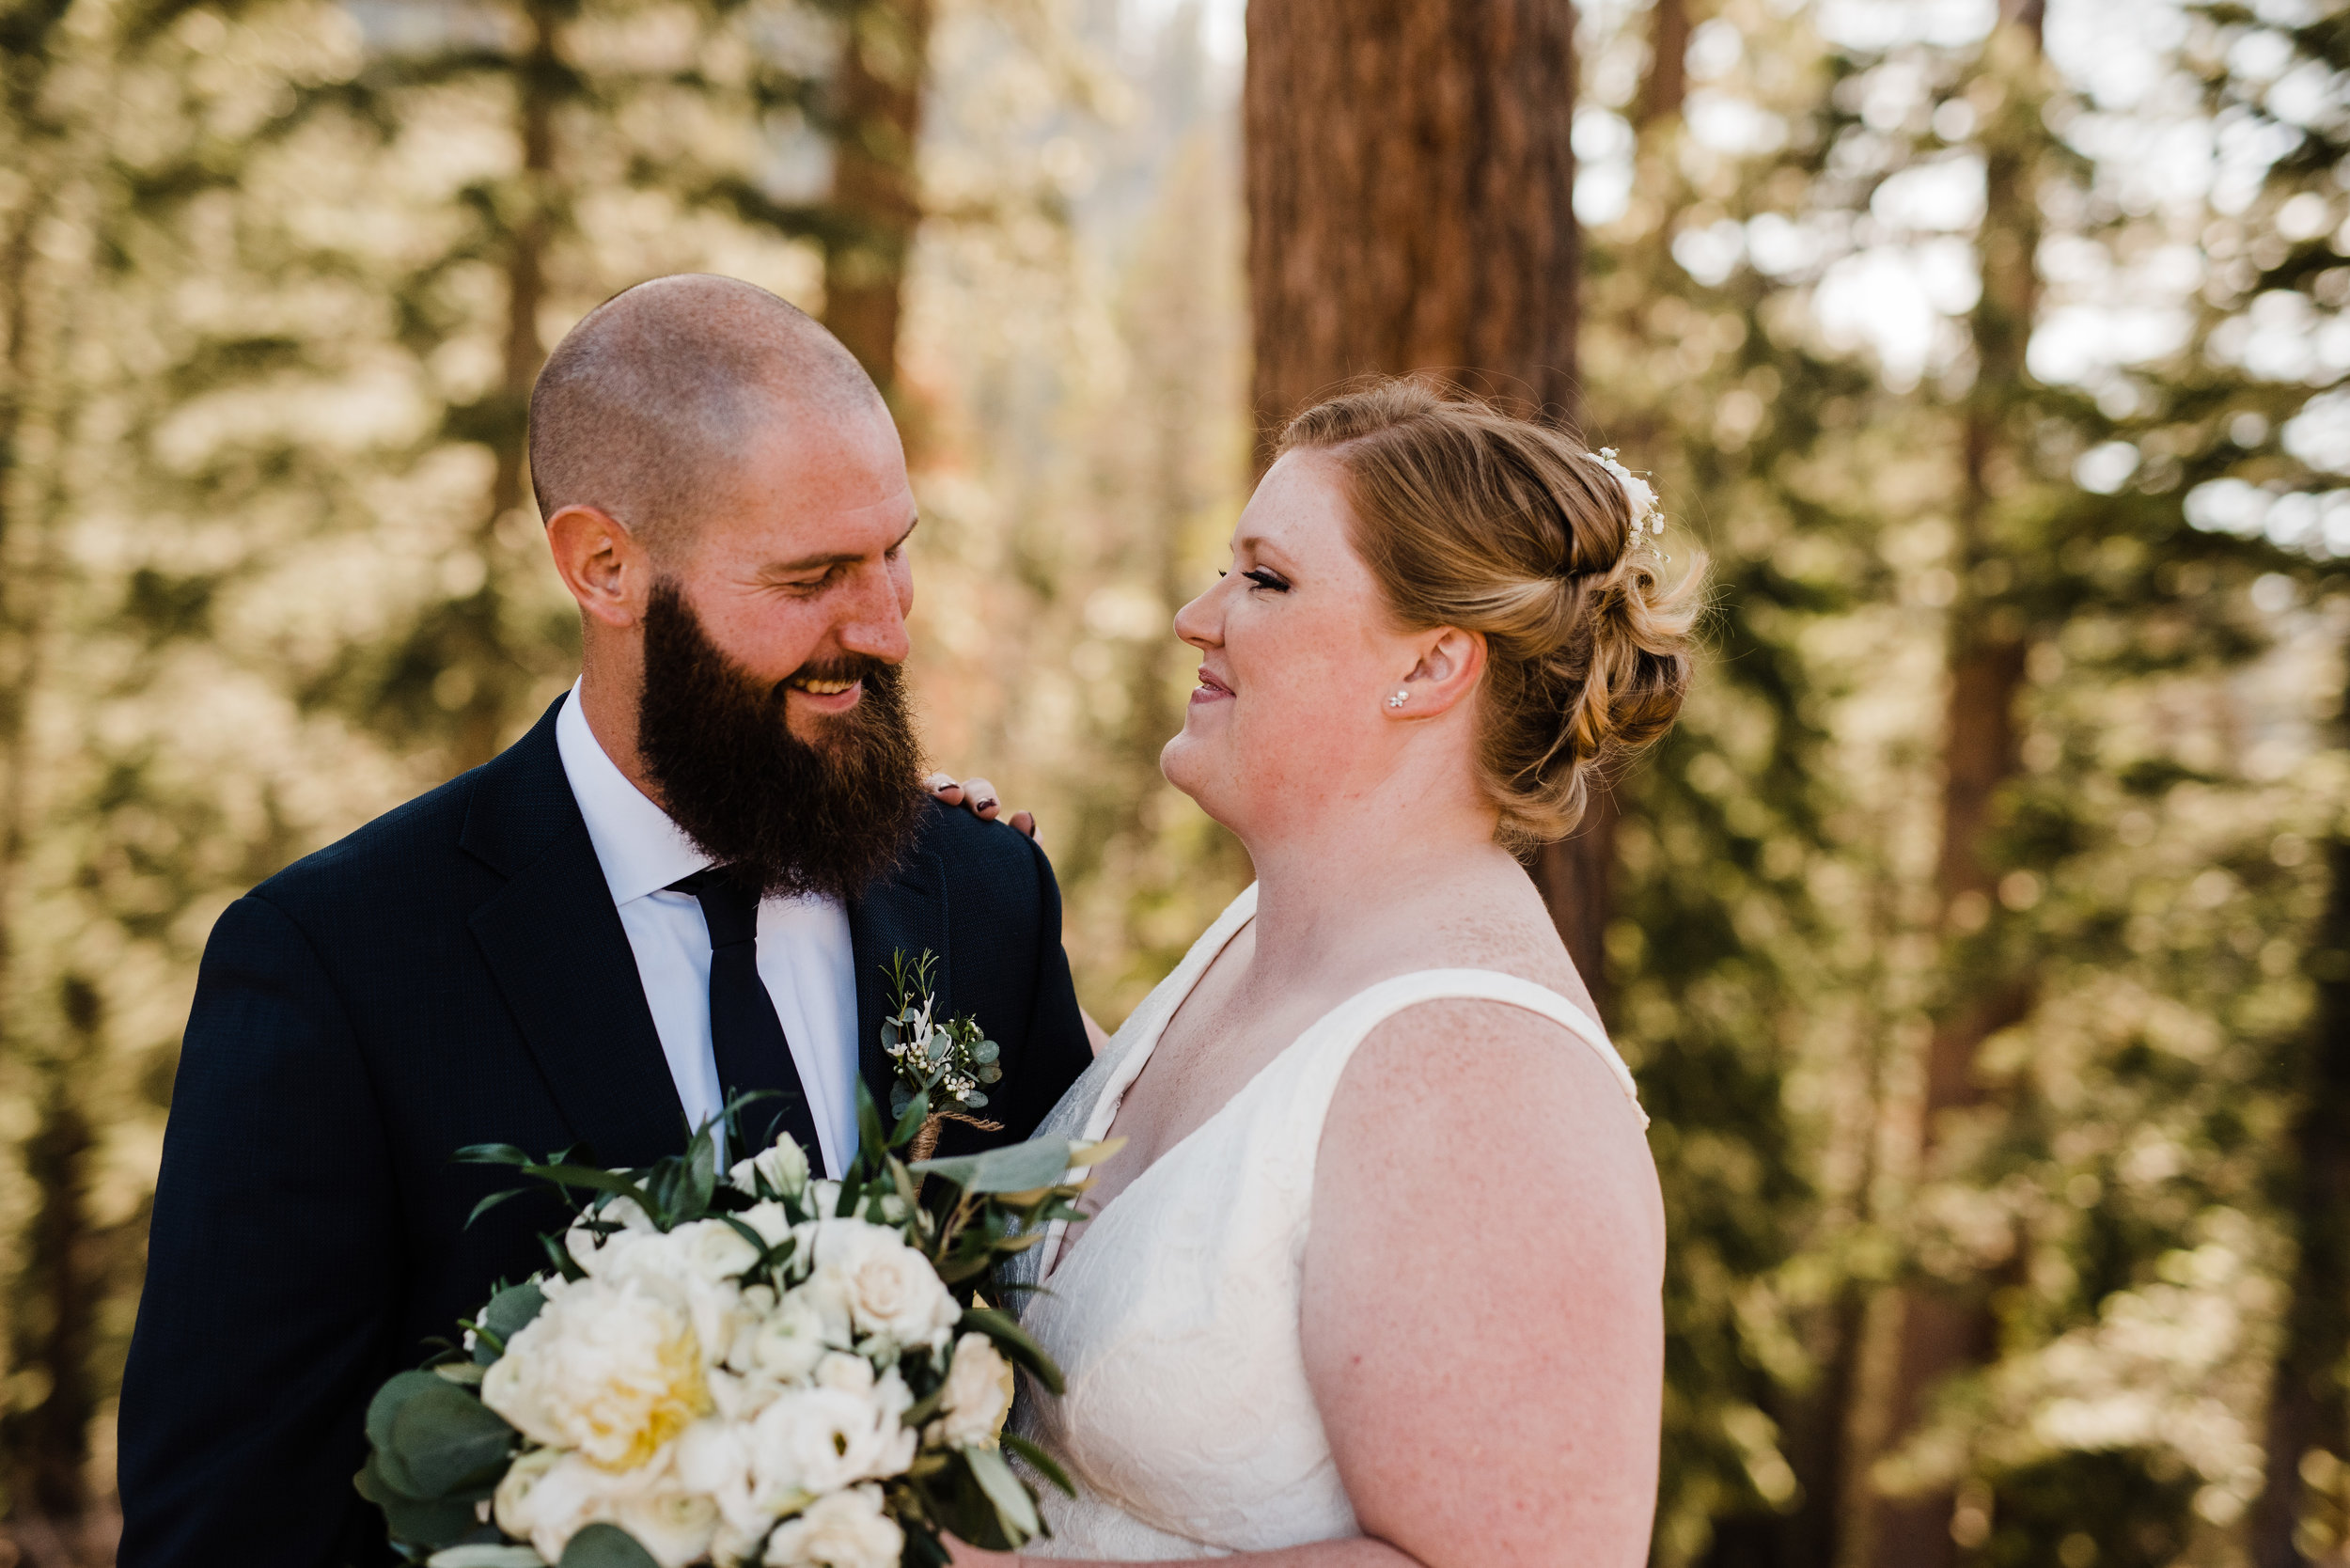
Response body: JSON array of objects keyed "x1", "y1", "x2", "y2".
[{"x1": 1038, "y1": 886, "x2": 1260, "y2": 1283}]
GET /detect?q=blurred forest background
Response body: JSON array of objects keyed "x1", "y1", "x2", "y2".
[{"x1": 0, "y1": 0, "x2": 2346, "y2": 1564}]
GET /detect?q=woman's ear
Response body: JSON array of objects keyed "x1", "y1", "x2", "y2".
[
  {"x1": 546, "y1": 504, "x2": 651, "y2": 630},
  {"x1": 1389, "y1": 627, "x2": 1486, "y2": 719}
]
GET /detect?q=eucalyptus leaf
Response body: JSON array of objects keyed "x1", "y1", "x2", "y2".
[
  {"x1": 890, "y1": 1089, "x2": 930, "y2": 1150},
  {"x1": 964, "y1": 1442, "x2": 1042, "y2": 1540},
  {"x1": 378, "y1": 1486, "x2": 483, "y2": 1550},
  {"x1": 973, "y1": 1040, "x2": 1000, "y2": 1064},
  {"x1": 474, "y1": 1281, "x2": 545, "y2": 1362},
  {"x1": 367, "y1": 1371, "x2": 447, "y2": 1482},
  {"x1": 389, "y1": 1381, "x2": 517, "y2": 1496},
  {"x1": 428, "y1": 1547, "x2": 547, "y2": 1567},
  {"x1": 910, "y1": 1137, "x2": 1076, "y2": 1195},
  {"x1": 559, "y1": 1523, "x2": 662, "y2": 1568}
]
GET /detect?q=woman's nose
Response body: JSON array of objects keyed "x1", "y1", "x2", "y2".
[{"x1": 1172, "y1": 581, "x2": 1221, "y2": 649}]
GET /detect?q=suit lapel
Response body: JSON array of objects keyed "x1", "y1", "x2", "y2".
[
  {"x1": 462, "y1": 698, "x2": 685, "y2": 1167},
  {"x1": 848, "y1": 847, "x2": 950, "y2": 1121}
]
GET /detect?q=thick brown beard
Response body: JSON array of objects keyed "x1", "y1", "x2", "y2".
[{"x1": 636, "y1": 579, "x2": 929, "y2": 902}]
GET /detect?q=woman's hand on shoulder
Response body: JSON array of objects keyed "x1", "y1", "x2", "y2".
[
  {"x1": 924, "y1": 771, "x2": 1036, "y2": 839},
  {"x1": 1302, "y1": 999, "x2": 1664, "y2": 1568}
]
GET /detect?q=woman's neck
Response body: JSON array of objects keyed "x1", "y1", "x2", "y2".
[{"x1": 1237, "y1": 802, "x2": 1523, "y2": 989}]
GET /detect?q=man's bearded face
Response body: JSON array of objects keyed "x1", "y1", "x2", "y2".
[{"x1": 636, "y1": 577, "x2": 928, "y2": 902}]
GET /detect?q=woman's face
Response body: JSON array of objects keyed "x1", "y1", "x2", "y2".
[{"x1": 1161, "y1": 451, "x2": 1426, "y2": 839}]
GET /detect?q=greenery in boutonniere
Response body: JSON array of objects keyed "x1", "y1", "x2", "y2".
[{"x1": 881, "y1": 950, "x2": 1005, "y2": 1163}]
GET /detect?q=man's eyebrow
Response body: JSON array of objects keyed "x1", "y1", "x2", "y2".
[{"x1": 760, "y1": 512, "x2": 919, "y2": 576}]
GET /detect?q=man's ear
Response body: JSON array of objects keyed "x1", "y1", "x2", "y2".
[
  {"x1": 1391, "y1": 627, "x2": 1486, "y2": 719},
  {"x1": 546, "y1": 504, "x2": 651, "y2": 630}
]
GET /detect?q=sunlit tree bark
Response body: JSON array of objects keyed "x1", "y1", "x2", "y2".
[
  {"x1": 1244, "y1": 0, "x2": 1604, "y2": 982},
  {"x1": 823, "y1": 0, "x2": 932, "y2": 409}
]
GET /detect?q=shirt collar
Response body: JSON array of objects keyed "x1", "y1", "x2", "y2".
[{"x1": 555, "y1": 680, "x2": 712, "y2": 906}]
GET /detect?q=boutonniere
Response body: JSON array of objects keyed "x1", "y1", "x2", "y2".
[{"x1": 882, "y1": 949, "x2": 1005, "y2": 1161}]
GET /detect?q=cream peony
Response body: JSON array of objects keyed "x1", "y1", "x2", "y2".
[
  {"x1": 934, "y1": 1333, "x2": 1015, "y2": 1449},
  {"x1": 729, "y1": 1137, "x2": 810, "y2": 1199},
  {"x1": 761, "y1": 1484, "x2": 904, "y2": 1568},
  {"x1": 482, "y1": 1276, "x2": 711, "y2": 1470},
  {"x1": 589, "y1": 1223, "x2": 758, "y2": 1374},
  {"x1": 745, "y1": 1373, "x2": 916, "y2": 1506},
  {"x1": 800, "y1": 1219, "x2": 960, "y2": 1349}
]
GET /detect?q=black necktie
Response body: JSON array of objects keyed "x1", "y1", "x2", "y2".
[{"x1": 668, "y1": 869, "x2": 826, "y2": 1171}]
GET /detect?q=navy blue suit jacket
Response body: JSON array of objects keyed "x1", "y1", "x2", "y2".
[{"x1": 116, "y1": 695, "x2": 1093, "y2": 1566}]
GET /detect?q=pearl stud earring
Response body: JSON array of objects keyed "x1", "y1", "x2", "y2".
[{"x1": 1388, "y1": 690, "x2": 1409, "y2": 709}]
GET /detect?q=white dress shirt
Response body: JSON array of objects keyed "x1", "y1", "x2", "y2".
[{"x1": 555, "y1": 682, "x2": 862, "y2": 1175}]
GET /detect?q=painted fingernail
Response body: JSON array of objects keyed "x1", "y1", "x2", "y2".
[{"x1": 977, "y1": 799, "x2": 997, "y2": 813}]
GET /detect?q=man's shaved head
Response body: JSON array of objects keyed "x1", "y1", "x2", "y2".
[{"x1": 528, "y1": 274, "x2": 886, "y2": 551}]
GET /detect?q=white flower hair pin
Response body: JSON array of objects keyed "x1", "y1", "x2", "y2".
[{"x1": 1590, "y1": 447, "x2": 1664, "y2": 538}]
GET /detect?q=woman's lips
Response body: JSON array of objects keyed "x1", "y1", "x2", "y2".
[{"x1": 1190, "y1": 669, "x2": 1233, "y2": 705}]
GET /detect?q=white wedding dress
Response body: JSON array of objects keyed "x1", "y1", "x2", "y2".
[{"x1": 1003, "y1": 884, "x2": 1646, "y2": 1560}]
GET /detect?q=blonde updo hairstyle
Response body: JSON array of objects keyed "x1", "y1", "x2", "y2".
[{"x1": 1277, "y1": 380, "x2": 1702, "y2": 848}]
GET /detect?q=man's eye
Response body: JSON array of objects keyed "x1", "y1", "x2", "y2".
[{"x1": 1243, "y1": 569, "x2": 1290, "y2": 592}]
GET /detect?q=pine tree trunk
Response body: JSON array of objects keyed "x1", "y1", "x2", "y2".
[
  {"x1": 1244, "y1": 0, "x2": 1598, "y2": 979},
  {"x1": 5, "y1": 977, "x2": 101, "y2": 1522},
  {"x1": 1862, "y1": 8, "x2": 2044, "y2": 1565},
  {"x1": 1634, "y1": 0, "x2": 1690, "y2": 132},
  {"x1": 446, "y1": 0, "x2": 557, "y2": 774},
  {"x1": 2248, "y1": 829, "x2": 2350, "y2": 1567},
  {"x1": 823, "y1": 0, "x2": 932, "y2": 405}
]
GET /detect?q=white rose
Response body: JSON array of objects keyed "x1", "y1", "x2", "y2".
[
  {"x1": 670, "y1": 1216, "x2": 762, "y2": 1283},
  {"x1": 491, "y1": 1445, "x2": 563, "y2": 1539},
  {"x1": 730, "y1": 1137, "x2": 811, "y2": 1199},
  {"x1": 807, "y1": 1179, "x2": 842, "y2": 1216},
  {"x1": 739, "y1": 1202, "x2": 794, "y2": 1248},
  {"x1": 481, "y1": 1276, "x2": 711, "y2": 1470},
  {"x1": 506, "y1": 1448, "x2": 635, "y2": 1562},
  {"x1": 812, "y1": 1352, "x2": 874, "y2": 1395},
  {"x1": 566, "y1": 1189, "x2": 660, "y2": 1273},
  {"x1": 616, "y1": 1470, "x2": 722, "y2": 1568},
  {"x1": 802, "y1": 1219, "x2": 959, "y2": 1349},
  {"x1": 747, "y1": 1287, "x2": 836, "y2": 1383},
  {"x1": 935, "y1": 1333, "x2": 1014, "y2": 1449},
  {"x1": 745, "y1": 1373, "x2": 916, "y2": 1504},
  {"x1": 677, "y1": 1418, "x2": 768, "y2": 1551},
  {"x1": 711, "y1": 1363, "x2": 801, "y2": 1424},
  {"x1": 762, "y1": 1484, "x2": 904, "y2": 1568}
]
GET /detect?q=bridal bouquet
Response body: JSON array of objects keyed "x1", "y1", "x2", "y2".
[{"x1": 357, "y1": 1082, "x2": 1107, "y2": 1568}]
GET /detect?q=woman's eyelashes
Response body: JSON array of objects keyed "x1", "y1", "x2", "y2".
[{"x1": 1242, "y1": 568, "x2": 1291, "y2": 593}]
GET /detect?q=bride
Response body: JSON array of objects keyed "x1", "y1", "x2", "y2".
[{"x1": 953, "y1": 380, "x2": 1700, "y2": 1567}]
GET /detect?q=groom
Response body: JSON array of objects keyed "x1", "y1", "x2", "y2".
[{"x1": 115, "y1": 275, "x2": 1095, "y2": 1565}]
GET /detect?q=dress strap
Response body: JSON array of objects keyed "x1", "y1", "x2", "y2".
[{"x1": 1295, "y1": 968, "x2": 1648, "y2": 1131}]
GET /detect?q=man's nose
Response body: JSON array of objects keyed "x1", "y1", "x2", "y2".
[{"x1": 837, "y1": 560, "x2": 913, "y2": 664}]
